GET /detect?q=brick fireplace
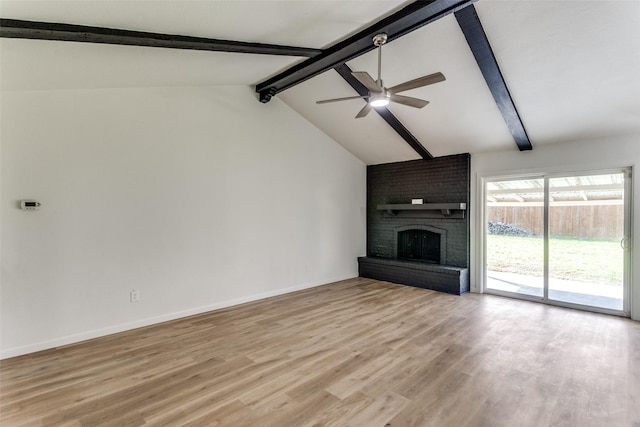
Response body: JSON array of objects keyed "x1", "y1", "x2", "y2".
[{"x1": 358, "y1": 154, "x2": 470, "y2": 295}]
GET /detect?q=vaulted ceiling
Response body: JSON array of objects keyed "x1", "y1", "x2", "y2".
[{"x1": 2, "y1": 0, "x2": 639, "y2": 165}]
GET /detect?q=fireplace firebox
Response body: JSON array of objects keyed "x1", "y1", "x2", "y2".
[{"x1": 397, "y1": 230, "x2": 441, "y2": 264}]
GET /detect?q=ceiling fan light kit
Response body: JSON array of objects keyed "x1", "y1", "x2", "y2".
[
  {"x1": 316, "y1": 33, "x2": 445, "y2": 118},
  {"x1": 369, "y1": 91, "x2": 390, "y2": 108}
]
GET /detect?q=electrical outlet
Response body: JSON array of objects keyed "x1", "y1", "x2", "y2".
[{"x1": 130, "y1": 290, "x2": 140, "y2": 302}]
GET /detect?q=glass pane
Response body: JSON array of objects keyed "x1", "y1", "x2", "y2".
[
  {"x1": 548, "y1": 173, "x2": 624, "y2": 310},
  {"x1": 486, "y1": 178, "x2": 544, "y2": 297}
]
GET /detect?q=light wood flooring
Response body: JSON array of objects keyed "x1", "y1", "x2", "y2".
[{"x1": 1, "y1": 278, "x2": 639, "y2": 426}]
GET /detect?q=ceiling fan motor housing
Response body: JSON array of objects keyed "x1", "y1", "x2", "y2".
[{"x1": 370, "y1": 89, "x2": 390, "y2": 107}]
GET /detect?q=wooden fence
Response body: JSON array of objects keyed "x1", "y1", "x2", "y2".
[{"x1": 487, "y1": 205, "x2": 623, "y2": 240}]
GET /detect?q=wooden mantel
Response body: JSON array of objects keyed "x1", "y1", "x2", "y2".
[{"x1": 377, "y1": 202, "x2": 466, "y2": 217}]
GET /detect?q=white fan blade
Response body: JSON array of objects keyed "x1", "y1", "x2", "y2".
[
  {"x1": 352, "y1": 72, "x2": 382, "y2": 93},
  {"x1": 355, "y1": 103, "x2": 372, "y2": 118},
  {"x1": 316, "y1": 95, "x2": 368, "y2": 104},
  {"x1": 388, "y1": 72, "x2": 445, "y2": 94},
  {"x1": 390, "y1": 94, "x2": 429, "y2": 108}
]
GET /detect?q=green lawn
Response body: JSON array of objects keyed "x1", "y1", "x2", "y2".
[{"x1": 487, "y1": 235, "x2": 623, "y2": 286}]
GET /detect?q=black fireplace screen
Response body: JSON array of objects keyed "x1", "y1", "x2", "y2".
[{"x1": 397, "y1": 230, "x2": 440, "y2": 263}]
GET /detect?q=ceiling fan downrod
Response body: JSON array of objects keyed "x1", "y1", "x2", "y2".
[{"x1": 373, "y1": 33, "x2": 388, "y2": 86}]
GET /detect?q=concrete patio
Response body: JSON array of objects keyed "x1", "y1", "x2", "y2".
[{"x1": 487, "y1": 270, "x2": 623, "y2": 311}]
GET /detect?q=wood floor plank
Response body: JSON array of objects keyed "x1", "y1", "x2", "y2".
[{"x1": 1, "y1": 278, "x2": 639, "y2": 426}]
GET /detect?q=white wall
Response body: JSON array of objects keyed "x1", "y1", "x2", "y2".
[
  {"x1": 0, "y1": 85, "x2": 367, "y2": 358},
  {"x1": 471, "y1": 135, "x2": 640, "y2": 320}
]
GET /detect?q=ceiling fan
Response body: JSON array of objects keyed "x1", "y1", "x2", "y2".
[{"x1": 316, "y1": 33, "x2": 446, "y2": 118}]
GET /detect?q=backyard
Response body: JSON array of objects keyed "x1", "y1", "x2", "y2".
[{"x1": 487, "y1": 234, "x2": 623, "y2": 286}]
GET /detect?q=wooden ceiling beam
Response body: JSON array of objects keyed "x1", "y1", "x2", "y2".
[
  {"x1": 455, "y1": 5, "x2": 532, "y2": 151},
  {"x1": 0, "y1": 19, "x2": 322, "y2": 57}
]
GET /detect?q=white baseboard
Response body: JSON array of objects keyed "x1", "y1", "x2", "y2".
[{"x1": 0, "y1": 275, "x2": 354, "y2": 360}]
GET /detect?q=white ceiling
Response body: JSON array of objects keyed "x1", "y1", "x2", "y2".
[{"x1": 2, "y1": 0, "x2": 639, "y2": 165}]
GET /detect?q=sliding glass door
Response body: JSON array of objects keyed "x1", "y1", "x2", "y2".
[
  {"x1": 486, "y1": 178, "x2": 544, "y2": 298},
  {"x1": 485, "y1": 170, "x2": 630, "y2": 315},
  {"x1": 547, "y1": 174, "x2": 626, "y2": 310}
]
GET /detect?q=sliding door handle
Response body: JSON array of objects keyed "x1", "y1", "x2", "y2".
[{"x1": 621, "y1": 237, "x2": 629, "y2": 251}]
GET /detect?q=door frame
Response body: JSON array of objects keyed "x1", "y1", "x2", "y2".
[{"x1": 478, "y1": 167, "x2": 632, "y2": 317}]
